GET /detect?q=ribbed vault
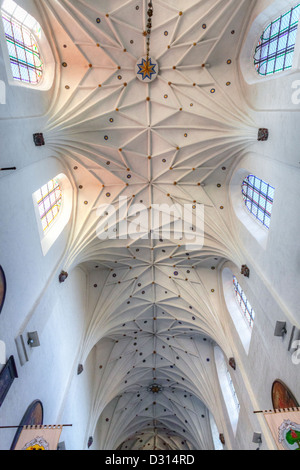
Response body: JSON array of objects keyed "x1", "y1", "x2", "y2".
[{"x1": 39, "y1": 0, "x2": 257, "y2": 449}]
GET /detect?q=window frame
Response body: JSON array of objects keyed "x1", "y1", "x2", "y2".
[
  {"x1": 232, "y1": 275, "x2": 255, "y2": 329},
  {"x1": 1, "y1": 9, "x2": 43, "y2": 85},
  {"x1": 254, "y1": 3, "x2": 300, "y2": 77},
  {"x1": 241, "y1": 175, "x2": 275, "y2": 230},
  {"x1": 32, "y1": 173, "x2": 73, "y2": 256},
  {"x1": 214, "y1": 346, "x2": 240, "y2": 436},
  {"x1": 0, "y1": 0, "x2": 55, "y2": 91},
  {"x1": 240, "y1": 0, "x2": 300, "y2": 85},
  {"x1": 222, "y1": 267, "x2": 254, "y2": 354},
  {"x1": 37, "y1": 178, "x2": 62, "y2": 233}
]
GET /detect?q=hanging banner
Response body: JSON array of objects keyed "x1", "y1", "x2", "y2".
[
  {"x1": 263, "y1": 409, "x2": 300, "y2": 450},
  {"x1": 14, "y1": 425, "x2": 62, "y2": 450}
]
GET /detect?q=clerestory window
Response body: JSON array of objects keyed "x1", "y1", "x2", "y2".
[
  {"x1": 254, "y1": 4, "x2": 300, "y2": 76},
  {"x1": 242, "y1": 175, "x2": 275, "y2": 229},
  {"x1": 1, "y1": 0, "x2": 43, "y2": 84}
]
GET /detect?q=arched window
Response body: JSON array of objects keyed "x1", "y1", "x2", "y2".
[
  {"x1": 32, "y1": 173, "x2": 73, "y2": 256},
  {"x1": 254, "y1": 4, "x2": 300, "y2": 76},
  {"x1": 233, "y1": 275, "x2": 255, "y2": 329},
  {"x1": 242, "y1": 175, "x2": 275, "y2": 229},
  {"x1": 37, "y1": 178, "x2": 62, "y2": 232},
  {"x1": 214, "y1": 347, "x2": 240, "y2": 435},
  {"x1": 1, "y1": 0, "x2": 43, "y2": 84},
  {"x1": 222, "y1": 268, "x2": 255, "y2": 354}
]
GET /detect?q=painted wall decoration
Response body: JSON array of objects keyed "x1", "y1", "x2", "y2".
[
  {"x1": 272, "y1": 380, "x2": 299, "y2": 410},
  {"x1": 0, "y1": 266, "x2": 6, "y2": 314}
]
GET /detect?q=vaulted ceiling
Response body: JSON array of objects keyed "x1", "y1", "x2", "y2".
[{"x1": 40, "y1": 0, "x2": 256, "y2": 450}]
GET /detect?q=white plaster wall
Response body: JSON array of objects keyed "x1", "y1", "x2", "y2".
[
  {"x1": 58, "y1": 345, "x2": 97, "y2": 451},
  {"x1": 0, "y1": 0, "x2": 299, "y2": 452},
  {"x1": 0, "y1": 157, "x2": 72, "y2": 346},
  {"x1": 228, "y1": 152, "x2": 300, "y2": 325},
  {"x1": 0, "y1": 267, "x2": 87, "y2": 450}
]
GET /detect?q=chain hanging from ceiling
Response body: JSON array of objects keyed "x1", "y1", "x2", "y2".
[{"x1": 146, "y1": 1, "x2": 153, "y2": 61}]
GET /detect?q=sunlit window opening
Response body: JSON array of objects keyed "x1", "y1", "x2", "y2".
[
  {"x1": 242, "y1": 175, "x2": 275, "y2": 229},
  {"x1": 254, "y1": 4, "x2": 300, "y2": 76},
  {"x1": 214, "y1": 347, "x2": 240, "y2": 435},
  {"x1": 233, "y1": 276, "x2": 255, "y2": 329},
  {"x1": 37, "y1": 179, "x2": 62, "y2": 232},
  {"x1": 1, "y1": 0, "x2": 43, "y2": 84}
]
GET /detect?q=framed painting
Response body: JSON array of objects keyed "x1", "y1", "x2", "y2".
[
  {"x1": 0, "y1": 266, "x2": 6, "y2": 314},
  {"x1": 272, "y1": 380, "x2": 299, "y2": 410},
  {"x1": 10, "y1": 400, "x2": 44, "y2": 450}
]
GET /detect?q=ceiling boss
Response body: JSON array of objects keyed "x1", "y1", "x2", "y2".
[{"x1": 136, "y1": 1, "x2": 159, "y2": 82}]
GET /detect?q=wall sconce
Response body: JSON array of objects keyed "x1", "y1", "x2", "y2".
[
  {"x1": 252, "y1": 432, "x2": 262, "y2": 445},
  {"x1": 274, "y1": 321, "x2": 287, "y2": 338},
  {"x1": 27, "y1": 331, "x2": 40, "y2": 348}
]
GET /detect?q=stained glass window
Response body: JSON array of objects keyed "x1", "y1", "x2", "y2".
[
  {"x1": 233, "y1": 276, "x2": 255, "y2": 329},
  {"x1": 242, "y1": 175, "x2": 275, "y2": 229},
  {"x1": 1, "y1": 3, "x2": 43, "y2": 84},
  {"x1": 226, "y1": 369, "x2": 240, "y2": 412},
  {"x1": 214, "y1": 346, "x2": 240, "y2": 434},
  {"x1": 37, "y1": 179, "x2": 62, "y2": 232},
  {"x1": 254, "y1": 4, "x2": 300, "y2": 76}
]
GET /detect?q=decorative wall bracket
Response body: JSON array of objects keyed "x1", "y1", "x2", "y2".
[
  {"x1": 59, "y1": 271, "x2": 68, "y2": 283},
  {"x1": 258, "y1": 128, "x2": 269, "y2": 141},
  {"x1": 33, "y1": 133, "x2": 45, "y2": 146},
  {"x1": 241, "y1": 265, "x2": 250, "y2": 278},
  {"x1": 229, "y1": 357, "x2": 236, "y2": 370}
]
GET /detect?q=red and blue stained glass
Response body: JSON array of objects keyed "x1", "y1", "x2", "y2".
[
  {"x1": 2, "y1": 13, "x2": 43, "y2": 84},
  {"x1": 242, "y1": 175, "x2": 275, "y2": 229},
  {"x1": 254, "y1": 4, "x2": 300, "y2": 76},
  {"x1": 37, "y1": 180, "x2": 62, "y2": 232},
  {"x1": 233, "y1": 276, "x2": 255, "y2": 329}
]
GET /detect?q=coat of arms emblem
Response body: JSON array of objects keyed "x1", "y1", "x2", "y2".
[
  {"x1": 278, "y1": 419, "x2": 300, "y2": 450},
  {"x1": 22, "y1": 436, "x2": 50, "y2": 450}
]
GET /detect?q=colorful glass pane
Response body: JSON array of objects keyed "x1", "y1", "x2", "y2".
[
  {"x1": 37, "y1": 180, "x2": 62, "y2": 232},
  {"x1": 2, "y1": 12, "x2": 43, "y2": 84},
  {"x1": 226, "y1": 369, "x2": 240, "y2": 411},
  {"x1": 233, "y1": 276, "x2": 255, "y2": 329},
  {"x1": 254, "y1": 4, "x2": 300, "y2": 76},
  {"x1": 242, "y1": 175, "x2": 275, "y2": 229}
]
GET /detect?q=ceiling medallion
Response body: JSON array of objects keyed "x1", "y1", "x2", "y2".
[
  {"x1": 136, "y1": 56, "x2": 158, "y2": 82},
  {"x1": 147, "y1": 383, "x2": 163, "y2": 394}
]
